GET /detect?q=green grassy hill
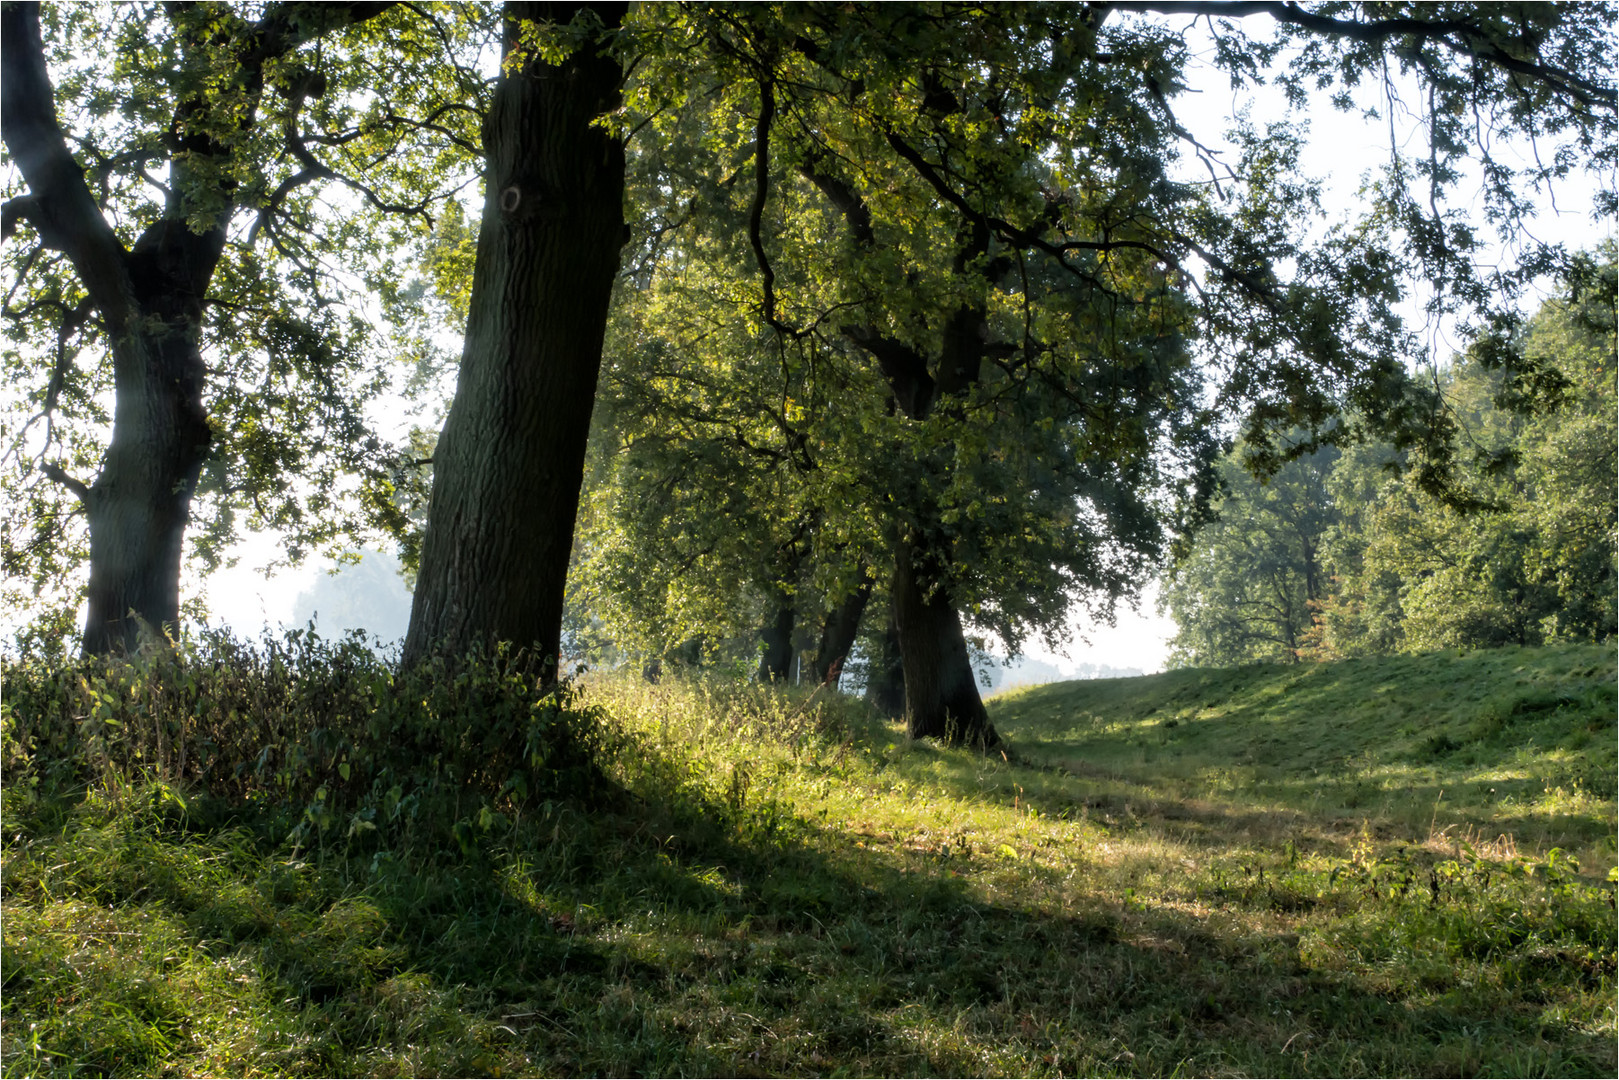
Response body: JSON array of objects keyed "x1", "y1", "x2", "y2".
[
  {"x1": 990, "y1": 644, "x2": 1617, "y2": 868},
  {"x1": 3, "y1": 642, "x2": 1614, "y2": 1076}
]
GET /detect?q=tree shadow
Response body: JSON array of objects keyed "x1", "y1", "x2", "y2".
[
  {"x1": 252, "y1": 746, "x2": 1612, "y2": 1077},
  {"x1": 9, "y1": 728, "x2": 1612, "y2": 1077}
]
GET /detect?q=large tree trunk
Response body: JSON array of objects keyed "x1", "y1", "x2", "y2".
[
  {"x1": 757, "y1": 591, "x2": 795, "y2": 682},
  {"x1": 880, "y1": 254, "x2": 998, "y2": 746},
  {"x1": 894, "y1": 531, "x2": 998, "y2": 748},
  {"x1": 810, "y1": 576, "x2": 872, "y2": 685},
  {"x1": 80, "y1": 324, "x2": 213, "y2": 654},
  {"x1": 886, "y1": 292, "x2": 998, "y2": 744},
  {"x1": 403, "y1": 2, "x2": 627, "y2": 672}
]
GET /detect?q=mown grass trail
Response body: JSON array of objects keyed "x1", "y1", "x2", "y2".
[
  {"x1": 2, "y1": 644, "x2": 1614, "y2": 1076},
  {"x1": 989, "y1": 644, "x2": 1616, "y2": 869}
]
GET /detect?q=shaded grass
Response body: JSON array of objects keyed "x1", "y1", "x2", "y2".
[{"x1": 2, "y1": 645, "x2": 1614, "y2": 1076}]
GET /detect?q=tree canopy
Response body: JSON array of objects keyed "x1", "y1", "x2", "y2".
[{"x1": 565, "y1": 1, "x2": 1613, "y2": 738}]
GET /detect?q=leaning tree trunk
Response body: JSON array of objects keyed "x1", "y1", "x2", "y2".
[
  {"x1": 893, "y1": 531, "x2": 999, "y2": 748},
  {"x1": 810, "y1": 576, "x2": 872, "y2": 685},
  {"x1": 403, "y1": 1, "x2": 627, "y2": 673}
]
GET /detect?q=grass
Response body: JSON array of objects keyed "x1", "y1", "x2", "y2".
[
  {"x1": 2, "y1": 643, "x2": 1614, "y2": 1076},
  {"x1": 988, "y1": 644, "x2": 1617, "y2": 868}
]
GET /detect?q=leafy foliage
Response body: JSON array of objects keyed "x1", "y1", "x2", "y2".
[
  {"x1": 570, "y1": 3, "x2": 1615, "y2": 689},
  {"x1": 576, "y1": 5, "x2": 1228, "y2": 673},
  {"x1": 1168, "y1": 259, "x2": 1617, "y2": 665}
]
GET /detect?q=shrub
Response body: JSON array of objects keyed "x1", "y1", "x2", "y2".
[{"x1": 1, "y1": 628, "x2": 608, "y2": 848}]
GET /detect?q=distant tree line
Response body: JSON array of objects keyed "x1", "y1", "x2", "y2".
[{"x1": 1163, "y1": 254, "x2": 1617, "y2": 668}]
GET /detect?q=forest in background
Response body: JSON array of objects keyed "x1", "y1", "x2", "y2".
[{"x1": 1163, "y1": 262, "x2": 1617, "y2": 668}]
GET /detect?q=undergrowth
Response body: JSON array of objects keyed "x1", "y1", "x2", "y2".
[{"x1": 2, "y1": 635, "x2": 1614, "y2": 1077}]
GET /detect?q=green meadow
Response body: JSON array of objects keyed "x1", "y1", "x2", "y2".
[{"x1": 2, "y1": 643, "x2": 1614, "y2": 1077}]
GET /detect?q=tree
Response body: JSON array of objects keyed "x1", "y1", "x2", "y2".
[
  {"x1": 1163, "y1": 444, "x2": 1337, "y2": 667},
  {"x1": 568, "y1": 170, "x2": 887, "y2": 685},
  {"x1": 400, "y1": 2, "x2": 629, "y2": 672},
  {"x1": 570, "y1": 287, "x2": 835, "y2": 676},
  {"x1": 1168, "y1": 252, "x2": 1618, "y2": 661},
  {"x1": 2, "y1": 1, "x2": 485, "y2": 653},
  {"x1": 1323, "y1": 256, "x2": 1618, "y2": 653},
  {"x1": 564, "y1": 10, "x2": 1211, "y2": 745}
]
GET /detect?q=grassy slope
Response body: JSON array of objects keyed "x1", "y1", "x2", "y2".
[
  {"x1": 989, "y1": 644, "x2": 1617, "y2": 868},
  {"x1": 2, "y1": 645, "x2": 1614, "y2": 1077}
]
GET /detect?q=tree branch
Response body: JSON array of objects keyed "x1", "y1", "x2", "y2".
[
  {"x1": 882, "y1": 126, "x2": 1178, "y2": 275},
  {"x1": 842, "y1": 326, "x2": 937, "y2": 421},
  {"x1": 242, "y1": 2, "x2": 400, "y2": 70},
  {"x1": 1, "y1": 3, "x2": 138, "y2": 332},
  {"x1": 799, "y1": 154, "x2": 876, "y2": 249},
  {"x1": 40, "y1": 461, "x2": 91, "y2": 505},
  {"x1": 1106, "y1": 1, "x2": 1616, "y2": 109},
  {"x1": 746, "y1": 75, "x2": 803, "y2": 339},
  {"x1": 282, "y1": 111, "x2": 439, "y2": 224}
]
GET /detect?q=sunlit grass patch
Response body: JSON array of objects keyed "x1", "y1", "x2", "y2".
[{"x1": 994, "y1": 645, "x2": 1615, "y2": 853}]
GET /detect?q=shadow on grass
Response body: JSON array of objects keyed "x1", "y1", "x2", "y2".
[
  {"x1": 351, "y1": 781, "x2": 1617, "y2": 1077},
  {"x1": 4, "y1": 717, "x2": 1614, "y2": 1078}
]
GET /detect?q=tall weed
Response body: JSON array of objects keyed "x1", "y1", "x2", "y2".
[{"x1": 2, "y1": 628, "x2": 607, "y2": 850}]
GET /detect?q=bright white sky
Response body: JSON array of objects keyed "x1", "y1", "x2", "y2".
[{"x1": 200, "y1": 14, "x2": 1612, "y2": 675}]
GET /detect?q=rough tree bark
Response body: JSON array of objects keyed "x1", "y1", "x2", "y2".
[
  {"x1": 402, "y1": 1, "x2": 628, "y2": 672},
  {"x1": 887, "y1": 531, "x2": 997, "y2": 745},
  {"x1": 1, "y1": 1, "x2": 391, "y2": 654},
  {"x1": 810, "y1": 574, "x2": 872, "y2": 684},
  {"x1": 893, "y1": 534, "x2": 998, "y2": 747}
]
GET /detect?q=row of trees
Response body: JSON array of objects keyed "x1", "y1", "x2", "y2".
[
  {"x1": 1164, "y1": 257, "x2": 1617, "y2": 667},
  {"x1": 4, "y1": 2, "x2": 1614, "y2": 746}
]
